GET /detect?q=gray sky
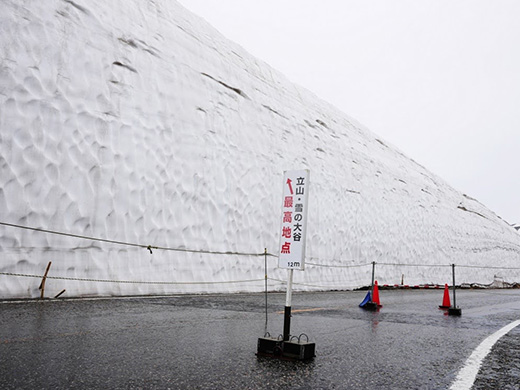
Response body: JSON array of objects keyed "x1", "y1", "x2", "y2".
[{"x1": 179, "y1": 0, "x2": 520, "y2": 225}]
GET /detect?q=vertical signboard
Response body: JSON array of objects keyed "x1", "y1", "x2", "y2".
[{"x1": 278, "y1": 169, "x2": 310, "y2": 270}]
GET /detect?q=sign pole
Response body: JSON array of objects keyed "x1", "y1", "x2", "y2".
[
  {"x1": 371, "y1": 261, "x2": 375, "y2": 294},
  {"x1": 283, "y1": 269, "x2": 294, "y2": 341},
  {"x1": 452, "y1": 264, "x2": 457, "y2": 308},
  {"x1": 264, "y1": 248, "x2": 268, "y2": 334},
  {"x1": 448, "y1": 263, "x2": 462, "y2": 316}
]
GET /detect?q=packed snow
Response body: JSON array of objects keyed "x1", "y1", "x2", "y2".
[{"x1": 1, "y1": 0, "x2": 519, "y2": 299}]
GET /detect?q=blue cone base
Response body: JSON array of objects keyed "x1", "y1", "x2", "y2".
[{"x1": 359, "y1": 291, "x2": 372, "y2": 307}]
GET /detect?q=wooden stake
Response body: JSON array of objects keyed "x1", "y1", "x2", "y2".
[{"x1": 39, "y1": 261, "x2": 52, "y2": 300}]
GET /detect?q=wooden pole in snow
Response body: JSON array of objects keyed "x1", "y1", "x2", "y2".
[{"x1": 39, "y1": 261, "x2": 52, "y2": 300}]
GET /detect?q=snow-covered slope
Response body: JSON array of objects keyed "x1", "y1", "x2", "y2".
[{"x1": 1, "y1": 0, "x2": 519, "y2": 299}]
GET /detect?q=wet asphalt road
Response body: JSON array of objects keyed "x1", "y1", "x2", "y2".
[{"x1": 1, "y1": 289, "x2": 519, "y2": 389}]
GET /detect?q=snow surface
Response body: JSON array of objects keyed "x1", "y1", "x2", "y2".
[{"x1": 1, "y1": 0, "x2": 519, "y2": 299}]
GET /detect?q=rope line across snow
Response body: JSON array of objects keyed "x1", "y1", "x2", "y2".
[
  {"x1": 0, "y1": 221, "x2": 275, "y2": 257},
  {"x1": 0, "y1": 272, "x2": 264, "y2": 285},
  {"x1": 2, "y1": 221, "x2": 520, "y2": 292}
]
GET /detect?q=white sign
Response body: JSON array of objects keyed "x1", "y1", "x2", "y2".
[{"x1": 278, "y1": 169, "x2": 310, "y2": 270}]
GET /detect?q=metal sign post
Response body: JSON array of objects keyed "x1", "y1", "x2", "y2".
[
  {"x1": 448, "y1": 264, "x2": 462, "y2": 316},
  {"x1": 283, "y1": 269, "x2": 294, "y2": 341},
  {"x1": 371, "y1": 261, "x2": 375, "y2": 293},
  {"x1": 264, "y1": 248, "x2": 268, "y2": 334}
]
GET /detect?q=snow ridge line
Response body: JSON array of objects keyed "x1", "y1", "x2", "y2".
[{"x1": 450, "y1": 319, "x2": 520, "y2": 390}]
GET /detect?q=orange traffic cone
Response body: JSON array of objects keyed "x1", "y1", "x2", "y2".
[
  {"x1": 373, "y1": 280, "x2": 382, "y2": 307},
  {"x1": 439, "y1": 283, "x2": 451, "y2": 309}
]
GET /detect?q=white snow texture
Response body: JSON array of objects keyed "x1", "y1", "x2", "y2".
[{"x1": 1, "y1": 0, "x2": 519, "y2": 299}]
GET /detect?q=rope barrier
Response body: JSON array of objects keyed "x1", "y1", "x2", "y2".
[
  {"x1": 377, "y1": 262, "x2": 520, "y2": 270},
  {"x1": 377, "y1": 262, "x2": 452, "y2": 267},
  {"x1": 1, "y1": 221, "x2": 520, "y2": 292},
  {"x1": 267, "y1": 277, "x2": 344, "y2": 289},
  {"x1": 1, "y1": 221, "x2": 519, "y2": 269},
  {"x1": 0, "y1": 221, "x2": 273, "y2": 257},
  {"x1": 0, "y1": 272, "x2": 264, "y2": 285},
  {"x1": 457, "y1": 264, "x2": 520, "y2": 270},
  {"x1": 307, "y1": 261, "x2": 372, "y2": 268},
  {"x1": 307, "y1": 261, "x2": 520, "y2": 271}
]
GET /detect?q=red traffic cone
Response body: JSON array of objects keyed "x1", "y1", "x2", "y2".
[
  {"x1": 439, "y1": 283, "x2": 451, "y2": 309},
  {"x1": 372, "y1": 280, "x2": 382, "y2": 307}
]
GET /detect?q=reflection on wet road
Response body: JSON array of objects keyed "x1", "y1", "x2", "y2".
[{"x1": 1, "y1": 289, "x2": 519, "y2": 389}]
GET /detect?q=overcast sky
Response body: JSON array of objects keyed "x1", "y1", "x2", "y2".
[{"x1": 179, "y1": 0, "x2": 520, "y2": 225}]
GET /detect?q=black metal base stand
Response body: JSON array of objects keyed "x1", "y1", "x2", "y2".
[
  {"x1": 448, "y1": 307, "x2": 462, "y2": 316},
  {"x1": 256, "y1": 337, "x2": 316, "y2": 361}
]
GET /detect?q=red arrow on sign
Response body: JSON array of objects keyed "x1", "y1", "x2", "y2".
[{"x1": 286, "y1": 178, "x2": 293, "y2": 195}]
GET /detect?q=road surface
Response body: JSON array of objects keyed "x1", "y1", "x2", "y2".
[{"x1": 1, "y1": 289, "x2": 519, "y2": 389}]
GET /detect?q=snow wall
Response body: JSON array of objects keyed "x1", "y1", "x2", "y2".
[{"x1": 1, "y1": 0, "x2": 519, "y2": 299}]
